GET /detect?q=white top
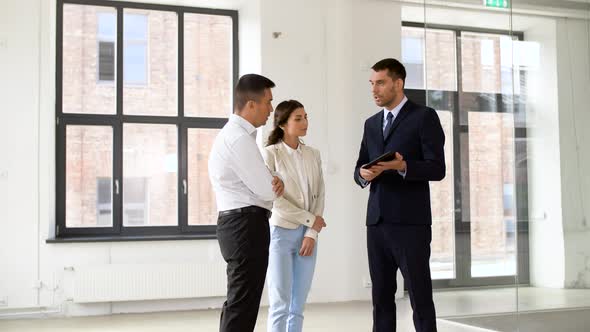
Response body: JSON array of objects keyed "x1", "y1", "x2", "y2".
[
  {"x1": 382, "y1": 95, "x2": 408, "y2": 131},
  {"x1": 384, "y1": 95, "x2": 408, "y2": 178},
  {"x1": 208, "y1": 114, "x2": 276, "y2": 211},
  {"x1": 282, "y1": 141, "x2": 310, "y2": 212}
]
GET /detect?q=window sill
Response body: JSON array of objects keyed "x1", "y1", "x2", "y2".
[{"x1": 46, "y1": 233, "x2": 216, "y2": 243}]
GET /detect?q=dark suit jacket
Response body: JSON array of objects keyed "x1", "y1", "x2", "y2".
[{"x1": 354, "y1": 99, "x2": 446, "y2": 226}]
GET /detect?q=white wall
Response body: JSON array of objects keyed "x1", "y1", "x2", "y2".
[
  {"x1": 238, "y1": 0, "x2": 261, "y2": 74},
  {"x1": 258, "y1": 0, "x2": 402, "y2": 303},
  {"x1": 556, "y1": 18, "x2": 590, "y2": 289},
  {"x1": 0, "y1": 0, "x2": 43, "y2": 309},
  {"x1": 0, "y1": 0, "x2": 402, "y2": 317}
]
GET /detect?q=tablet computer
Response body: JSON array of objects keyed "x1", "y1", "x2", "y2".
[{"x1": 361, "y1": 151, "x2": 396, "y2": 169}]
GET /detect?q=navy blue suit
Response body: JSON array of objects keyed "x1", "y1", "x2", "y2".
[{"x1": 354, "y1": 99, "x2": 445, "y2": 332}]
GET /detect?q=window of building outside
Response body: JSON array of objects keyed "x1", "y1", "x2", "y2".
[{"x1": 56, "y1": 0, "x2": 237, "y2": 239}]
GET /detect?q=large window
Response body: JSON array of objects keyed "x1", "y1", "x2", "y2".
[
  {"x1": 56, "y1": 0, "x2": 237, "y2": 239},
  {"x1": 402, "y1": 23, "x2": 530, "y2": 287}
]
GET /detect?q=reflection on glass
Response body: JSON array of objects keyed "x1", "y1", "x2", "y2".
[
  {"x1": 402, "y1": 26, "x2": 457, "y2": 91},
  {"x1": 461, "y1": 32, "x2": 519, "y2": 95},
  {"x1": 430, "y1": 111, "x2": 455, "y2": 279},
  {"x1": 402, "y1": 26, "x2": 425, "y2": 89},
  {"x1": 123, "y1": 124, "x2": 177, "y2": 226},
  {"x1": 188, "y1": 129, "x2": 219, "y2": 225},
  {"x1": 184, "y1": 13, "x2": 233, "y2": 118},
  {"x1": 469, "y1": 112, "x2": 516, "y2": 277},
  {"x1": 66, "y1": 125, "x2": 113, "y2": 227}
]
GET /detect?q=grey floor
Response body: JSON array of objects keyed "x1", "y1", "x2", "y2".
[
  {"x1": 446, "y1": 308, "x2": 590, "y2": 332},
  {"x1": 0, "y1": 302, "x2": 488, "y2": 332},
  {"x1": 1, "y1": 287, "x2": 590, "y2": 332}
]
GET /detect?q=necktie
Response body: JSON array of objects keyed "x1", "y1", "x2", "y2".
[{"x1": 383, "y1": 112, "x2": 394, "y2": 138}]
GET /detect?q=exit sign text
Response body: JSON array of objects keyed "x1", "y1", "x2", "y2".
[{"x1": 484, "y1": 0, "x2": 509, "y2": 8}]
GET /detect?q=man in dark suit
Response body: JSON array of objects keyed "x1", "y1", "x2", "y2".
[{"x1": 354, "y1": 58, "x2": 445, "y2": 332}]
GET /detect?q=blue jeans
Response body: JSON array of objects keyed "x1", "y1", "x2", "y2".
[{"x1": 267, "y1": 225, "x2": 317, "y2": 332}]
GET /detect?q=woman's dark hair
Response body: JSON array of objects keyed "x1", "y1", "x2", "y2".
[{"x1": 266, "y1": 99, "x2": 304, "y2": 146}]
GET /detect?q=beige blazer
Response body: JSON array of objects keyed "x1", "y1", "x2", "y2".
[{"x1": 262, "y1": 142, "x2": 325, "y2": 240}]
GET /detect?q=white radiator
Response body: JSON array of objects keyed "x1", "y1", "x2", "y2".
[{"x1": 72, "y1": 263, "x2": 227, "y2": 303}]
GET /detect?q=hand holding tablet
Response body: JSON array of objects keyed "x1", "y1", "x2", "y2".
[{"x1": 361, "y1": 151, "x2": 397, "y2": 169}]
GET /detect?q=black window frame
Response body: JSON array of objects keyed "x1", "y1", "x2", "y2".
[
  {"x1": 402, "y1": 21, "x2": 530, "y2": 288},
  {"x1": 54, "y1": 0, "x2": 238, "y2": 241}
]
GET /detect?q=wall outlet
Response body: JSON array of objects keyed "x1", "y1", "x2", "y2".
[
  {"x1": 0, "y1": 296, "x2": 8, "y2": 307},
  {"x1": 363, "y1": 277, "x2": 372, "y2": 288}
]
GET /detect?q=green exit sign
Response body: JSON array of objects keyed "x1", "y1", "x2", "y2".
[{"x1": 484, "y1": 0, "x2": 509, "y2": 8}]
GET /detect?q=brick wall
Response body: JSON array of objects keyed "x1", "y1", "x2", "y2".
[{"x1": 62, "y1": 5, "x2": 230, "y2": 227}]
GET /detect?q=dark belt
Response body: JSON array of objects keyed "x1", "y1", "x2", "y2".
[{"x1": 218, "y1": 205, "x2": 272, "y2": 219}]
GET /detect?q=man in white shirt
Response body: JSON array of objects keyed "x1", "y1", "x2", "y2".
[{"x1": 208, "y1": 74, "x2": 284, "y2": 332}]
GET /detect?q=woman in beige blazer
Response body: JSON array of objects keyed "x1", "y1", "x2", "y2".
[{"x1": 262, "y1": 100, "x2": 326, "y2": 332}]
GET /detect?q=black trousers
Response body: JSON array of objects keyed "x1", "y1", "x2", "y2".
[
  {"x1": 367, "y1": 223, "x2": 437, "y2": 332},
  {"x1": 216, "y1": 206, "x2": 271, "y2": 332}
]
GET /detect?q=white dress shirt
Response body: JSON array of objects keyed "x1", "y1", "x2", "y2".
[
  {"x1": 282, "y1": 141, "x2": 310, "y2": 212},
  {"x1": 382, "y1": 96, "x2": 408, "y2": 131},
  {"x1": 208, "y1": 114, "x2": 276, "y2": 211},
  {"x1": 281, "y1": 142, "x2": 318, "y2": 240},
  {"x1": 385, "y1": 96, "x2": 408, "y2": 178}
]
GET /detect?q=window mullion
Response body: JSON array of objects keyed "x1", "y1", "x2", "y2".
[
  {"x1": 178, "y1": 12, "x2": 187, "y2": 232},
  {"x1": 114, "y1": 6, "x2": 124, "y2": 233}
]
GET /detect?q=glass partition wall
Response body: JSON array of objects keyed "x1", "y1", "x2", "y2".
[{"x1": 399, "y1": 1, "x2": 590, "y2": 331}]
